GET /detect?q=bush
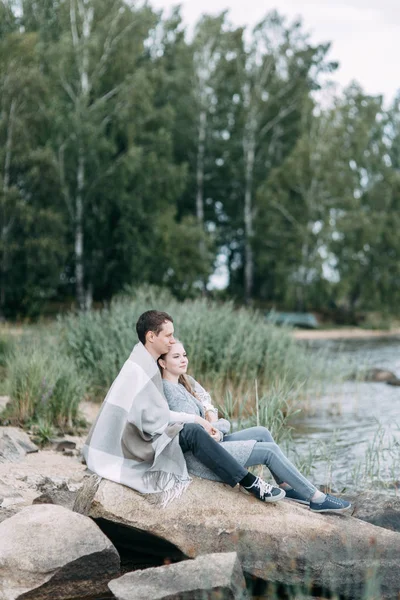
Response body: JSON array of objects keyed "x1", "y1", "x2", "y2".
[
  {"x1": 3, "y1": 340, "x2": 87, "y2": 429},
  {"x1": 59, "y1": 285, "x2": 323, "y2": 409}
]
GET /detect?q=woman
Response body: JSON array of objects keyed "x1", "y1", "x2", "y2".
[{"x1": 159, "y1": 341, "x2": 351, "y2": 514}]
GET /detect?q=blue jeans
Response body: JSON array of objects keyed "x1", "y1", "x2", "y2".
[
  {"x1": 179, "y1": 423, "x2": 247, "y2": 487},
  {"x1": 224, "y1": 426, "x2": 316, "y2": 500}
]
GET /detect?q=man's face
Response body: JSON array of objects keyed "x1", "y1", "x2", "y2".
[{"x1": 149, "y1": 320, "x2": 176, "y2": 357}]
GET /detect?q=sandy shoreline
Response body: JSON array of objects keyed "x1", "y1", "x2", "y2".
[{"x1": 293, "y1": 327, "x2": 400, "y2": 340}]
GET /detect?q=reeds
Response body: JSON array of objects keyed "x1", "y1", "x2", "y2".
[
  {"x1": 2, "y1": 338, "x2": 87, "y2": 430},
  {"x1": 59, "y1": 285, "x2": 325, "y2": 412}
]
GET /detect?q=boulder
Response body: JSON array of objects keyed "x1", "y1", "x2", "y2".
[
  {"x1": 349, "y1": 491, "x2": 400, "y2": 532},
  {"x1": 0, "y1": 504, "x2": 120, "y2": 600},
  {"x1": 0, "y1": 427, "x2": 38, "y2": 463},
  {"x1": 362, "y1": 368, "x2": 400, "y2": 385},
  {"x1": 74, "y1": 476, "x2": 400, "y2": 600},
  {"x1": 108, "y1": 552, "x2": 248, "y2": 600}
]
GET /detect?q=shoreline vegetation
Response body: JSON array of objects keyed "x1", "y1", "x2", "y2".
[
  {"x1": 0, "y1": 288, "x2": 398, "y2": 492},
  {"x1": 0, "y1": 287, "x2": 330, "y2": 436}
]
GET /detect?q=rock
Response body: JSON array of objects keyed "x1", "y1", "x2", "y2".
[
  {"x1": 0, "y1": 504, "x2": 120, "y2": 600},
  {"x1": 0, "y1": 479, "x2": 22, "y2": 502},
  {"x1": 362, "y1": 368, "x2": 400, "y2": 385},
  {"x1": 386, "y1": 377, "x2": 400, "y2": 387},
  {"x1": 349, "y1": 491, "x2": 400, "y2": 532},
  {"x1": 0, "y1": 427, "x2": 38, "y2": 463},
  {"x1": 108, "y1": 552, "x2": 248, "y2": 600},
  {"x1": 33, "y1": 489, "x2": 77, "y2": 510},
  {"x1": 0, "y1": 506, "x2": 19, "y2": 524},
  {"x1": 32, "y1": 476, "x2": 83, "y2": 510},
  {"x1": 75, "y1": 477, "x2": 400, "y2": 600},
  {"x1": 50, "y1": 438, "x2": 77, "y2": 452}
]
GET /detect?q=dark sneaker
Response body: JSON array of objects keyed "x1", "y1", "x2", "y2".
[
  {"x1": 243, "y1": 477, "x2": 286, "y2": 503},
  {"x1": 310, "y1": 494, "x2": 351, "y2": 514},
  {"x1": 284, "y1": 488, "x2": 309, "y2": 505}
]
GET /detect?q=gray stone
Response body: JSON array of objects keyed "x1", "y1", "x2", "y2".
[
  {"x1": 74, "y1": 476, "x2": 400, "y2": 600},
  {"x1": 0, "y1": 427, "x2": 38, "y2": 463},
  {"x1": 0, "y1": 479, "x2": 22, "y2": 503},
  {"x1": 349, "y1": 490, "x2": 400, "y2": 532},
  {"x1": 363, "y1": 367, "x2": 400, "y2": 385},
  {"x1": 50, "y1": 438, "x2": 77, "y2": 452},
  {"x1": 108, "y1": 552, "x2": 248, "y2": 600},
  {"x1": 0, "y1": 504, "x2": 120, "y2": 600}
]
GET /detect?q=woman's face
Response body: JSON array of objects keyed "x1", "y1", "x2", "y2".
[{"x1": 161, "y1": 342, "x2": 188, "y2": 376}]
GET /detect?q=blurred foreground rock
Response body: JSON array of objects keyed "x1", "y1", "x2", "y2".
[
  {"x1": 108, "y1": 552, "x2": 248, "y2": 600},
  {"x1": 0, "y1": 504, "x2": 120, "y2": 600},
  {"x1": 74, "y1": 476, "x2": 400, "y2": 600}
]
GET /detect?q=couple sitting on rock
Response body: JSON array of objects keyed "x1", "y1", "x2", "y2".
[{"x1": 83, "y1": 310, "x2": 351, "y2": 514}]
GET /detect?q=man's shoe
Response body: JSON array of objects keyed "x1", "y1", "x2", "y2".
[
  {"x1": 310, "y1": 494, "x2": 351, "y2": 514},
  {"x1": 283, "y1": 488, "x2": 309, "y2": 505},
  {"x1": 243, "y1": 477, "x2": 286, "y2": 503}
]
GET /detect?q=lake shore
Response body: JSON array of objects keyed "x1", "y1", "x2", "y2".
[{"x1": 293, "y1": 327, "x2": 400, "y2": 340}]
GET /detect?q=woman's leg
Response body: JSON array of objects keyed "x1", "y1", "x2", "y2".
[
  {"x1": 223, "y1": 426, "x2": 284, "y2": 484},
  {"x1": 223, "y1": 426, "x2": 275, "y2": 444},
  {"x1": 245, "y1": 441, "x2": 317, "y2": 501}
]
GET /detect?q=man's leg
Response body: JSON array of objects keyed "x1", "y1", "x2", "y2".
[
  {"x1": 179, "y1": 423, "x2": 285, "y2": 502},
  {"x1": 179, "y1": 423, "x2": 246, "y2": 487}
]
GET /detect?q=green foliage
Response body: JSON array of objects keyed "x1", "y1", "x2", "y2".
[
  {"x1": 31, "y1": 419, "x2": 55, "y2": 447},
  {"x1": 0, "y1": 334, "x2": 14, "y2": 368},
  {"x1": 3, "y1": 340, "x2": 87, "y2": 428},
  {"x1": 60, "y1": 286, "x2": 324, "y2": 405},
  {"x1": 0, "y1": 0, "x2": 399, "y2": 317}
]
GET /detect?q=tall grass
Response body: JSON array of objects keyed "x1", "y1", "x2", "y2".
[
  {"x1": 59, "y1": 286, "x2": 327, "y2": 410},
  {"x1": 2, "y1": 339, "x2": 87, "y2": 429}
]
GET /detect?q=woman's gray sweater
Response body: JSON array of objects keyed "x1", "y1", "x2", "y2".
[{"x1": 163, "y1": 379, "x2": 256, "y2": 482}]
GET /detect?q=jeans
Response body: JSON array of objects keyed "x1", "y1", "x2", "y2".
[
  {"x1": 179, "y1": 423, "x2": 247, "y2": 487},
  {"x1": 224, "y1": 426, "x2": 316, "y2": 500}
]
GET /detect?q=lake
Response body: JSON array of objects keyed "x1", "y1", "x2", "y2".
[{"x1": 291, "y1": 336, "x2": 400, "y2": 492}]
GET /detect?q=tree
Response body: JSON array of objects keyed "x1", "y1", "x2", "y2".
[
  {"x1": 0, "y1": 15, "x2": 66, "y2": 317},
  {"x1": 214, "y1": 12, "x2": 335, "y2": 303}
]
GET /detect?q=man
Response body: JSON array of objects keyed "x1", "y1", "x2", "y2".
[{"x1": 83, "y1": 310, "x2": 284, "y2": 506}]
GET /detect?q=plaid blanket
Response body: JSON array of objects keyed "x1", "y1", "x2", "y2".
[{"x1": 82, "y1": 342, "x2": 191, "y2": 506}]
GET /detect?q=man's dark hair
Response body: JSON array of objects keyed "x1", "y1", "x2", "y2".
[{"x1": 136, "y1": 310, "x2": 173, "y2": 344}]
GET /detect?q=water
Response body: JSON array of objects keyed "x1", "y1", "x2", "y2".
[{"x1": 291, "y1": 336, "x2": 400, "y2": 492}]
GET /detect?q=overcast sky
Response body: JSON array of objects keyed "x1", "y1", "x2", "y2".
[{"x1": 150, "y1": 0, "x2": 400, "y2": 104}]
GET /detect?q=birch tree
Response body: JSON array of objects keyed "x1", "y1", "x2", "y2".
[
  {"x1": 29, "y1": 0, "x2": 156, "y2": 309},
  {"x1": 0, "y1": 25, "x2": 53, "y2": 316},
  {"x1": 233, "y1": 12, "x2": 334, "y2": 304}
]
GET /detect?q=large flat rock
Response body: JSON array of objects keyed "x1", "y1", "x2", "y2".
[
  {"x1": 0, "y1": 504, "x2": 120, "y2": 600},
  {"x1": 108, "y1": 552, "x2": 248, "y2": 600},
  {"x1": 75, "y1": 476, "x2": 400, "y2": 599}
]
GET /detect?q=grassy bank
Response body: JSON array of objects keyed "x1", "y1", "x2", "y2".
[
  {"x1": 59, "y1": 286, "x2": 330, "y2": 440},
  {"x1": 0, "y1": 286, "x2": 328, "y2": 441}
]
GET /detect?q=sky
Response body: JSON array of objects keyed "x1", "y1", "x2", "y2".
[{"x1": 150, "y1": 0, "x2": 400, "y2": 104}]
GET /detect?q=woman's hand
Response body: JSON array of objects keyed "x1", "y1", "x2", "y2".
[
  {"x1": 205, "y1": 409, "x2": 218, "y2": 423},
  {"x1": 210, "y1": 427, "x2": 222, "y2": 442},
  {"x1": 195, "y1": 416, "x2": 215, "y2": 434}
]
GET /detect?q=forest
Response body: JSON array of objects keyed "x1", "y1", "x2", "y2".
[{"x1": 1, "y1": 0, "x2": 399, "y2": 319}]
